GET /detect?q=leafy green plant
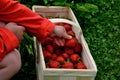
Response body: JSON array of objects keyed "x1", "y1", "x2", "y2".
[
  {"x1": 73, "y1": 3, "x2": 99, "y2": 27},
  {"x1": 11, "y1": 33, "x2": 36, "y2": 80}
]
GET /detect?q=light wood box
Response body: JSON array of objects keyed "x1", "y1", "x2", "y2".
[{"x1": 32, "y1": 6, "x2": 97, "y2": 80}]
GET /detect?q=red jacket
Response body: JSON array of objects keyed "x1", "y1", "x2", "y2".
[{"x1": 0, "y1": 0, "x2": 55, "y2": 61}]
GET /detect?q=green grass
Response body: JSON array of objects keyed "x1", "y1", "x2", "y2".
[{"x1": 81, "y1": 1, "x2": 120, "y2": 80}]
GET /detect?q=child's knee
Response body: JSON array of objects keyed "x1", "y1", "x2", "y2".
[
  {"x1": 1, "y1": 49, "x2": 22, "y2": 73},
  {"x1": 11, "y1": 49, "x2": 22, "y2": 73},
  {"x1": 0, "y1": 49, "x2": 22, "y2": 80}
]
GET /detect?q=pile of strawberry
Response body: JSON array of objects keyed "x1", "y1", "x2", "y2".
[{"x1": 41, "y1": 23, "x2": 87, "y2": 69}]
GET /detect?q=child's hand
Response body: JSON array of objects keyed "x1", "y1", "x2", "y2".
[
  {"x1": 51, "y1": 26, "x2": 72, "y2": 46},
  {"x1": 5, "y1": 22, "x2": 25, "y2": 42}
]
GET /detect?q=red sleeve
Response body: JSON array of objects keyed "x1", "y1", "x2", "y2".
[
  {"x1": 0, "y1": 27, "x2": 19, "y2": 61},
  {"x1": 0, "y1": 0, "x2": 55, "y2": 42}
]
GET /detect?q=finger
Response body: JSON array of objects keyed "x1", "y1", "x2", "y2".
[
  {"x1": 21, "y1": 36, "x2": 24, "y2": 41},
  {"x1": 55, "y1": 38, "x2": 65, "y2": 46},
  {"x1": 59, "y1": 39, "x2": 65, "y2": 46},
  {"x1": 63, "y1": 32, "x2": 72, "y2": 39},
  {"x1": 19, "y1": 35, "x2": 24, "y2": 43},
  {"x1": 57, "y1": 39, "x2": 64, "y2": 46},
  {"x1": 22, "y1": 27, "x2": 25, "y2": 32},
  {"x1": 18, "y1": 26, "x2": 25, "y2": 32},
  {"x1": 54, "y1": 39, "x2": 61, "y2": 46},
  {"x1": 8, "y1": 22, "x2": 17, "y2": 25}
]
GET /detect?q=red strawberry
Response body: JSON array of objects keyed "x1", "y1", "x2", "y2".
[
  {"x1": 62, "y1": 62, "x2": 74, "y2": 69},
  {"x1": 74, "y1": 43, "x2": 82, "y2": 53},
  {"x1": 56, "y1": 56, "x2": 65, "y2": 64},
  {"x1": 76, "y1": 61, "x2": 87, "y2": 69},
  {"x1": 55, "y1": 49, "x2": 63, "y2": 55},
  {"x1": 67, "y1": 30, "x2": 75, "y2": 37},
  {"x1": 42, "y1": 47, "x2": 46, "y2": 52},
  {"x1": 51, "y1": 54, "x2": 57, "y2": 60},
  {"x1": 64, "y1": 23, "x2": 72, "y2": 31},
  {"x1": 43, "y1": 50, "x2": 52, "y2": 59},
  {"x1": 70, "y1": 54, "x2": 80, "y2": 63},
  {"x1": 46, "y1": 45, "x2": 54, "y2": 53},
  {"x1": 64, "y1": 48, "x2": 74, "y2": 55},
  {"x1": 49, "y1": 60, "x2": 60, "y2": 68},
  {"x1": 65, "y1": 38, "x2": 77, "y2": 48},
  {"x1": 61, "y1": 52, "x2": 69, "y2": 60}
]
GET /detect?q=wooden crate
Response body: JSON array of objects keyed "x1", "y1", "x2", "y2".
[{"x1": 32, "y1": 6, "x2": 97, "y2": 80}]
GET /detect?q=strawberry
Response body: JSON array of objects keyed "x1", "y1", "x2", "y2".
[
  {"x1": 64, "y1": 48, "x2": 74, "y2": 55},
  {"x1": 70, "y1": 54, "x2": 80, "y2": 63},
  {"x1": 43, "y1": 50, "x2": 52, "y2": 59},
  {"x1": 46, "y1": 45, "x2": 54, "y2": 53},
  {"x1": 65, "y1": 38, "x2": 77, "y2": 48},
  {"x1": 61, "y1": 52, "x2": 69, "y2": 60},
  {"x1": 76, "y1": 61, "x2": 87, "y2": 69},
  {"x1": 55, "y1": 49, "x2": 63, "y2": 55},
  {"x1": 49, "y1": 60, "x2": 60, "y2": 68},
  {"x1": 51, "y1": 54, "x2": 57, "y2": 60},
  {"x1": 42, "y1": 47, "x2": 46, "y2": 52},
  {"x1": 64, "y1": 23, "x2": 72, "y2": 31},
  {"x1": 67, "y1": 30, "x2": 75, "y2": 37},
  {"x1": 74, "y1": 43, "x2": 82, "y2": 53},
  {"x1": 62, "y1": 62, "x2": 74, "y2": 69},
  {"x1": 56, "y1": 56, "x2": 65, "y2": 64}
]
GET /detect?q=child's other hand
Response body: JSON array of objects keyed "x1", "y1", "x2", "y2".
[{"x1": 5, "y1": 22, "x2": 25, "y2": 42}]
